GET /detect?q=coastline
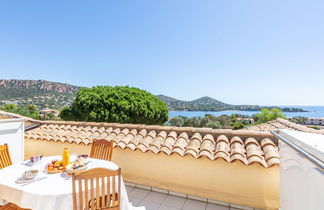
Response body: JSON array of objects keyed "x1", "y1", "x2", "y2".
[{"x1": 169, "y1": 106, "x2": 324, "y2": 119}]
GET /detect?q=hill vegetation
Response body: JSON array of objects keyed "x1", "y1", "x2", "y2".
[
  {"x1": 0, "y1": 79, "x2": 307, "y2": 113},
  {"x1": 167, "y1": 108, "x2": 286, "y2": 129},
  {"x1": 0, "y1": 79, "x2": 80, "y2": 109},
  {"x1": 0, "y1": 104, "x2": 40, "y2": 119},
  {"x1": 157, "y1": 95, "x2": 306, "y2": 112}
]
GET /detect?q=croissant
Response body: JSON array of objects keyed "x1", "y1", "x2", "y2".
[{"x1": 72, "y1": 157, "x2": 85, "y2": 168}]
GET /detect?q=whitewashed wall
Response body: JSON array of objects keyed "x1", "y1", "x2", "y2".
[
  {"x1": 278, "y1": 130, "x2": 324, "y2": 210},
  {"x1": 0, "y1": 119, "x2": 24, "y2": 163}
]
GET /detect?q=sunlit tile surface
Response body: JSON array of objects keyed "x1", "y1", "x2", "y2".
[{"x1": 127, "y1": 186, "x2": 259, "y2": 210}]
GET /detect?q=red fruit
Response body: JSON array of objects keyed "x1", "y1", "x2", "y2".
[
  {"x1": 51, "y1": 160, "x2": 58, "y2": 164},
  {"x1": 47, "y1": 163, "x2": 54, "y2": 168}
]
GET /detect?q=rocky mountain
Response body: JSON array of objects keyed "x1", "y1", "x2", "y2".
[
  {"x1": 0, "y1": 79, "x2": 80, "y2": 95},
  {"x1": 0, "y1": 79, "x2": 82, "y2": 109}
]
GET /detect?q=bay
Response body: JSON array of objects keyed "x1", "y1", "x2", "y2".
[{"x1": 169, "y1": 106, "x2": 324, "y2": 119}]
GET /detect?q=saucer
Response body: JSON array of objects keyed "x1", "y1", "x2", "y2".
[{"x1": 15, "y1": 176, "x2": 38, "y2": 184}]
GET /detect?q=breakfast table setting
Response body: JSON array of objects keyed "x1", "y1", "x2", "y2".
[{"x1": 0, "y1": 153, "x2": 131, "y2": 210}]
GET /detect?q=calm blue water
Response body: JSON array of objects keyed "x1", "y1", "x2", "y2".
[{"x1": 169, "y1": 106, "x2": 324, "y2": 119}]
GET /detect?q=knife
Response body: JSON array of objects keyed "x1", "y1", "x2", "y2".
[{"x1": 73, "y1": 161, "x2": 91, "y2": 170}]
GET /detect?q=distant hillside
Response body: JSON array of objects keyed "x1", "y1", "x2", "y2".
[
  {"x1": 157, "y1": 94, "x2": 307, "y2": 112},
  {"x1": 157, "y1": 95, "x2": 231, "y2": 111},
  {"x1": 0, "y1": 79, "x2": 82, "y2": 109},
  {"x1": 0, "y1": 79, "x2": 307, "y2": 112}
]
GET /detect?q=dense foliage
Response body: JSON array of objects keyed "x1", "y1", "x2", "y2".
[
  {"x1": 167, "y1": 108, "x2": 288, "y2": 129},
  {"x1": 0, "y1": 104, "x2": 40, "y2": 119},
  {"x1": 60, "y1": 86, "x2": 169, "y2": 125},
  {"x1": 167, "y1": 114, "x2": 252, "y2": 129},
  {"x1": 252, "y1": 108, "x2": 286, "y2": 124}
]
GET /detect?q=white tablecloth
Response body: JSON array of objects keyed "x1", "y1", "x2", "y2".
[{"x1": 0, "y1": 156, "x2": 131, "y2": 210}]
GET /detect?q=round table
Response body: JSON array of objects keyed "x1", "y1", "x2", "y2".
[{"x1": 0, "y1": 156, "x2": 131, "y2": 210}]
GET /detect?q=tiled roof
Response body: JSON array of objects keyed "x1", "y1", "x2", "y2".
[
  {"x1": 244, "y1": 118, "x2": 324, "y2": 135},
  {"x1": 25, "y1": 121, "x2": 280, "y2": 168},
  {"x1": 0, "y1": 110, "x2": 42, "y2": 130}
]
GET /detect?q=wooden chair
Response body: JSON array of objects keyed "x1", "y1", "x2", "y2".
[
  {"x1": 90, "y1": 139, "x2": 113, "y2": 161},
  {"x1": 0, "y1": 202, "x2": 31, "y2": 210},
  {"x1": 72, "y1": 168, "x2": 121, "y2": 210},
  {"x1": 0, "y1": 144, "x2": 12, "y2": 169}
]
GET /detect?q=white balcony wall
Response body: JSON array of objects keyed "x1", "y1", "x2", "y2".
[
  {"x1": 0, "y1": 119, "x2": 24, "y2": 163},
  {"x1": 278, "y1": 130, "x2": 324, "y2": 210}
]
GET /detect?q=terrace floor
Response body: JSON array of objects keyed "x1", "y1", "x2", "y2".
[{"x1": 126, "y1": 185, "x2": 257, "y2": 210}]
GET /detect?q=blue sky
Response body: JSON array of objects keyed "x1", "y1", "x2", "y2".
[{"x1": 0, "y1": 0, "x2": 323, "y2": 105}]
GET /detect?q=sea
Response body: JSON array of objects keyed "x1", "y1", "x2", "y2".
[{"x1": 169, "y1": 106, "x2": 324, "y2": 119}]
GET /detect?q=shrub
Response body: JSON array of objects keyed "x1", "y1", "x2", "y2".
[
  {"x1": 231, "y1": 121, "x2": 245, "y2": 130},
  {"x1": 252, "y1": 108, "x2": 286, "y2": 124},
  {"x1": 308, "y1": 126, "x2": 320, "y2": 130},
  {"x1": 183, "y1": 117, "x2": 201, "y2": 127},
  {"x1": 204, "y1": 121, "x2": 222, "y2": 129},
  {"x1": 0, "y1": 104, "x2": 40, "y2": 119},
  {"x1": 59, "y1": 86, "x2": 169, "y2": 125},
  {"x1": 168, "y1": 116, "x2": 185, "y2": 127}
]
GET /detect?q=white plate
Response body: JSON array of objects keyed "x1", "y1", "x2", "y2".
[{"x1": 15, "y1": 176, "x2": 39, "y2": 184}]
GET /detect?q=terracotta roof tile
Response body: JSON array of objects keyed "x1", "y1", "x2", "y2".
[
  {"x1": 127, "y1": 134, "x2": 143, "y2": 151},
  {"x1": 25, "y1": 121, "x2": 281, "y2": 168},
  {"x1": 148, "y1": 131, "x2": 166, "y2": 154},
  {"x1": 215, "y1": 140, "x2": 230, "y2": 154},
  {"x1": 244, "y1": 118, "x2": 324, "y2": 135},
  {"x1": 247, "y1": 156, "x2": 267, "y2": 167},
  {"x1": 261, "y1": 138, "x2": 276, "y2": 147},
  {"x1": 184, "y1": 149, "x2": 198, "y2": 158},
  {"x1": 162, "y1": 136, "x2": 177, "y2": 150},
  {"x1": 216, "y1": 135, "x2": 229, "y2": 144},
  {"x1": 116, "y1": 130, "x2": 136, "y2": 149},
  {"x1": 215, "y1": 152, "x2": 229, "y2": 162},
  {"x1": 266, "y1": 157, "x2": 280, "y2": 167},
  {"x1": 203, "y1": 134, "x2": 214, "y2": 141},
  {"x1": 171, "y1": 147, "x2": 185, "y2": 156},
  {"x1": 230, "y1": 153, "x2": 247, "y2": 165},
  {"x1": 186, "y1": 138, "x2": 201, "y2": 152},
  {"x1": 167, "y1": 131, "x2": 177, "y2": 139},
  {"x1": 200, "y1": 139, "x2": 215, "y2": 152},
  {"x1": 198, "y1": 149, "x2": 214, "y2": 160}
]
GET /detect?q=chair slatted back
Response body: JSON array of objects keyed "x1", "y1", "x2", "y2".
[
  {"x1": 72, "y1": 168, "x2": 121, "y2": 210},
  {"x1": 90, "y1": 139, "x2": 113, "y2": 161},
  {"x1": 0, "y1": 144, "x2": 12, "y2": 169}
]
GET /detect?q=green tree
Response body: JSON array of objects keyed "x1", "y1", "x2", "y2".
[
  {"x1": 59, "y1": 86, "x2": 169, "y2": 125},
  {"x1": 3, "y1": 104, "x2": 18, "y2": 112},
  {"x1": 231, "y1": 121, "x2": 245, "y2": 130},
  {"x1": 168, "y1": 116, "x2": 185, "y2": 127},
  {"x1": 199, "y1": 116, "x2": 210, "y2": 127},
  {"x1": 0, "y1": 104, "x2": 40, "y2": 119},
  {"x1": 252, "y1": 108, "x2": 286, "y2": 124},
  {"x1": 204, "y1": 121, "x2": 222, "y2": 129},
  {"x1": 183, "y1": 117, "x2": 201, "y2": 127}
]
